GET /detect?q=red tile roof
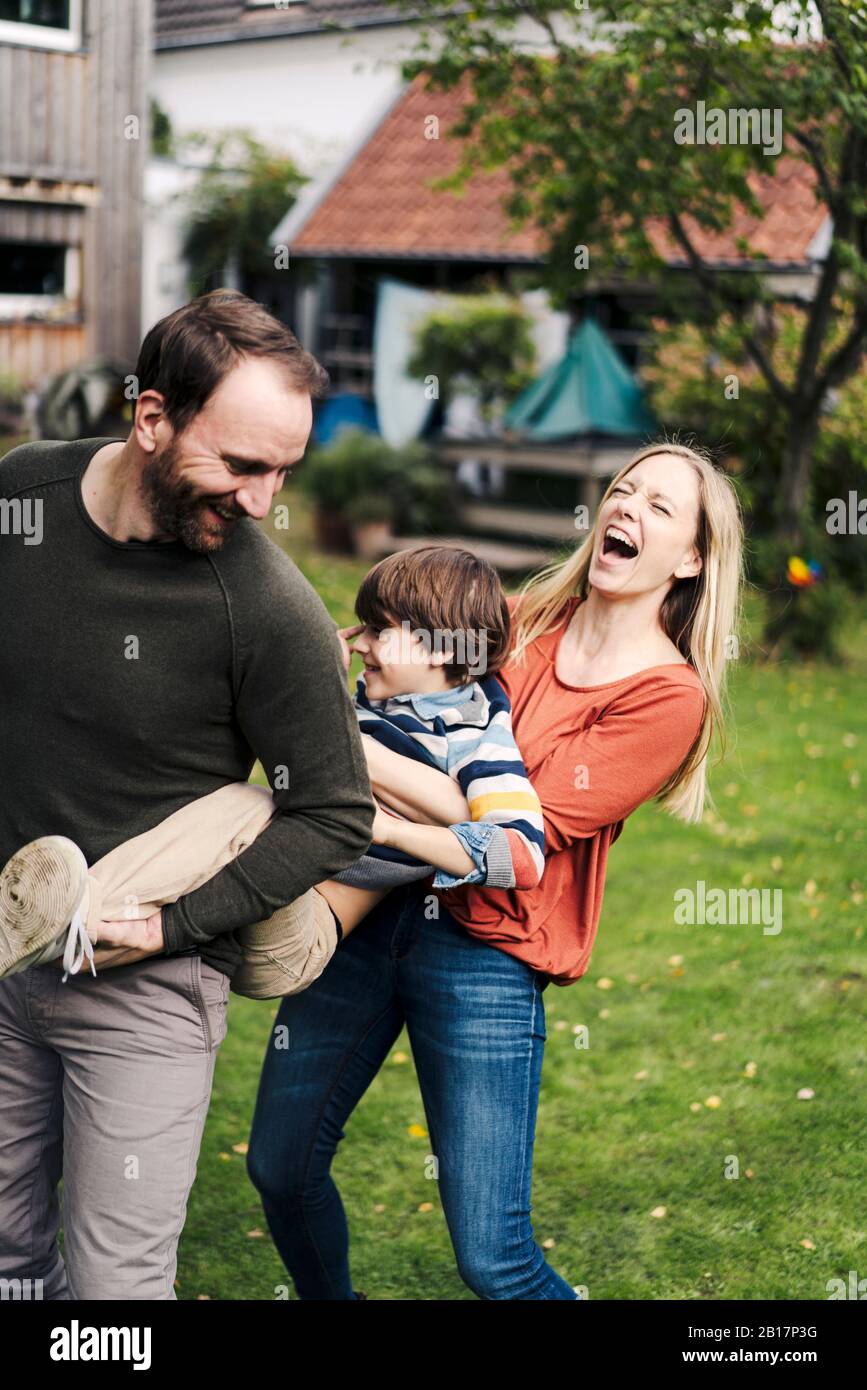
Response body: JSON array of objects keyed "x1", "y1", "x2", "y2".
[{"x1": 290, "y1": 73, "x2": 827, "y2": 266}]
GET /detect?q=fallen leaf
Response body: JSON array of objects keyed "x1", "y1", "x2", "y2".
[
  {"x1": 797, "y1": 1087, "x2": 815, "y2": 1100},
  {"x1": 704, "y1": 1095, "x2": 722, "y2": 1109},
  {"x1": 246, "y1": 1228, "x2": 264, "y2": 1239},
  {"x1": 650, "y1": 1205, "x2": 667, "y2": 1219},
  {"x1": 542, "y1": 1237, "x2": 556, "y2": 1249},
  {"x1": 799, "y1": 1239, "x2": 815, "y2": 1250},
  {"x1": 597, "y1": 977, "x2": 614, "y2": 990},
  {"x1": 232, "y1": 1141, "x2": 248, "y2": 1155},
  {"x1": 391, "y1": 1051, "x2": 408, "y2": 1064},
  {"x1": 407, "y1": 1123, "x2": 428, "y2": 1138},
  {"x1": 418, "y1": 1202, "x2": 434, "y2": 1212},
  {"x1": 744, "y1": 1061, "x2": 758, "y2": 1078}
]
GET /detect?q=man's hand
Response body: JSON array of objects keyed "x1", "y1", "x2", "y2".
[{"x1": 49, "y1": 910, "x2": 166, "y2": 973}]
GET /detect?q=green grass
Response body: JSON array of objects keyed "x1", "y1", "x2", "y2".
[{"x1": 174, "y1": 487, "x2": 867, "y2": 1300}]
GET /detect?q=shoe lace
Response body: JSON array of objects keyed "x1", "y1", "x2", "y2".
[{"x1": 62, "y1": 903, "x2": 96, "y2": 982}]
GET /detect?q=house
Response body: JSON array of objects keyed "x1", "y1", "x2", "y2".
[
  {"x1": 272, "y1": 70, "x2": 830, "y2": 394},
  {"x1": 0, "y1": 1, "x2": 152, "y2": 388},
  {"x1": 145, "y1": 1, "x2": 457, "y2": 333},
  {"x1": 267, "y1": 69, "x2": 829, "y2": 561}
]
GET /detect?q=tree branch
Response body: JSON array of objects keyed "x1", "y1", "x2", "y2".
[{"x1": 667, "y1": 212, "x2": 793, "y2": 407}]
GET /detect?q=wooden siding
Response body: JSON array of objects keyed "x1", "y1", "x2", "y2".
[
  {"x1": 0, "y1": 320, "x2": 86, "y2": 378},
  {"x1": 0, "y1": 47, "x2": 93, "y2": 182},
  {"x1": 0, "y1": 200, "x2": 84, "y2": 242},
  {"x1": 0, "y1": 1, "x2": 152, "y2": 379}
]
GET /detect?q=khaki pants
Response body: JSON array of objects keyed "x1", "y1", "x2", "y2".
[
  {"x1": 50, "y1": 781, "x2": 338, "y2": 998},
  {"x1": 0, "y1": 782, "x2": 340, "y2": 1299}
]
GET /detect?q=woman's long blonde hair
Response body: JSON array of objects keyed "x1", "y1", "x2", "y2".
[{"x1": 511, "y1": 442, "x2": 743, "y2": 823}]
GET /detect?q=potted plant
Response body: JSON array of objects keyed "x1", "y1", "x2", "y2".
[
  {"x1": 345, "y1": 492, "x2": 396, "y2": 559},
  {"x1": 299, "y1": 427, "x2": 387, "y2": 553}
]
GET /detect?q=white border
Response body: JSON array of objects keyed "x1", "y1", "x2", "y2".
[{"x1": 0, "y1": 0, "x2": 82, "y2": 53}]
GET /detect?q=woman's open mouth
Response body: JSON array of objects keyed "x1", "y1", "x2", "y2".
[{"x1": 600, "y1": 525, "x2": 640, "y2": 562}]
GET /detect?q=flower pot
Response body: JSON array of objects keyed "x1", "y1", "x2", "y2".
[
  {"x1": 351, "y1": 519, "x2": 393, "y2": 560},
  {"x1": 313, "y1": 507, "x2": 353, "y2": 554}
]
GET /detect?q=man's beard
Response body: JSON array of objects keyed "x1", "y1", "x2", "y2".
[{"x1": 139, "y1": 437, "x2": 244, "y2": 554}]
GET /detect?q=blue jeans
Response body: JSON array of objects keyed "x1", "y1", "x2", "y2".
[{"x1": 246, "y1": 883, "x2": 579, "y2": 1300}]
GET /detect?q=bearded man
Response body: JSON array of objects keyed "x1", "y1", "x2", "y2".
[{"x1": 0, "y1": 290, "x2": 375, "y2": 1300}]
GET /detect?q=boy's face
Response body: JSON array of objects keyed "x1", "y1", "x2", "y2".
[{"x1": 351, "y1": 618, "x2": 454, "y2": 701}]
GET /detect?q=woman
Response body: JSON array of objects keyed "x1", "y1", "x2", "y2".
[{"x1": 246, "y1": 441, "x2": 743, "y2": 1299}]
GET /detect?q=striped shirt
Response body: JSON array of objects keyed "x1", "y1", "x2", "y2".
[{"x1": 332, "y1": 674, "x2": 545, "y2": 891}]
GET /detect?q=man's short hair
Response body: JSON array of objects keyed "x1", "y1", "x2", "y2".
[{"x1": 134, "y1": 289, "x2": 329, "y2": 437}]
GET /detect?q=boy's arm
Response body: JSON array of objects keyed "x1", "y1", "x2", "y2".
[
  {"x1": 432, "y1": 706, "x2": 546, "y2": 891},
  {"x1": 370, "y1": 807, "x2": 476, "y2": 877}
]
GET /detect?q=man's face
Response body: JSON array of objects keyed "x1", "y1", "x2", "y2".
[{"x1": 140, "y1": 356, "x2": 313, "y2": 553}]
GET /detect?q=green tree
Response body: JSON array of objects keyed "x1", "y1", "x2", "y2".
[
  {"x1": 406, "y1": 293, "x2": 537, "y2": 422},
  {"x1": 395, "y1": 0, "x2": 867, "y2": 552},
  {"x1": 180, "y1": 130, "x2": 307, "y2": 295}
]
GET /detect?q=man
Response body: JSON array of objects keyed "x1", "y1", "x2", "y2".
[{"x1": 0, "y1": 290, "x2": 375, "y2": 1300}]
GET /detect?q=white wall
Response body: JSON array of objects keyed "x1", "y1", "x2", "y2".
[{"x1": 150, "y1": 26, "x2": 419, "y2": 171}]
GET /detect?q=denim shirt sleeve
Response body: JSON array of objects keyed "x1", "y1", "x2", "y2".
[{"x1": 431, "y1": 820, "x2": 498, "y2": 889}]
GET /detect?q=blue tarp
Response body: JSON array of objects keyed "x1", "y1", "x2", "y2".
[{"x1": 313, "y1": 392, "x2": 378, "y2": 445}]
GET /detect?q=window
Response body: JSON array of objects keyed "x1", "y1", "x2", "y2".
[
  {"x1": 0, "y1": 242, "x2": 79, "y2": 319},
  {"x1": 0, "y1": 1, "x2": 81, "y2": 51}
]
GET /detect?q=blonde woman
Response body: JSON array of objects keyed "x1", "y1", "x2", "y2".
[{"x1": 246, "y1": 442, "x2": 743, "y2": 1300}]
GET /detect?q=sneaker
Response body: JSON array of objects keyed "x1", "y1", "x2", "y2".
[{"x1": 0, "y1": 836, "x2": 89, "y2": 980}]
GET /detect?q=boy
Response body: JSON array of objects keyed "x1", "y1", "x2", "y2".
[{"x1": 0, "y1": 547, "x2": 544, "y2": 996}]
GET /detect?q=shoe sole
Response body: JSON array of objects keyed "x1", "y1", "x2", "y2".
[{"x1": 0, "y1": 836, "x2": 88, "y2": 979}]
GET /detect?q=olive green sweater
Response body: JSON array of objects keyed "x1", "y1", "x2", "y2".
[{"x1": 0, "y1": 438, "x2": 375, "y2": 977}]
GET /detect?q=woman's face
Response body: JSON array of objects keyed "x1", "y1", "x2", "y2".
[{"x1": 588, "y1": 454, "x2": 703, "y2": 598}]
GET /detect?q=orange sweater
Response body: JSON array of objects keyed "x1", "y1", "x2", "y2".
[{"x1": 436, "y1": 598, "x2": 707, "y2": 985}]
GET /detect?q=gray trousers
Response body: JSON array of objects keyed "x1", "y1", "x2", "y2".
[{"x1": 0, "y1": 952, "x2": 228, "y2": 1300}]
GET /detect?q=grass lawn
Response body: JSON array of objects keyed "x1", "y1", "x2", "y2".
[{"x1": 174, "y1": 487, "x2": 867, "y2": 1301}]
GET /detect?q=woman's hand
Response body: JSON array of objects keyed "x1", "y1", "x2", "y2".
[
  {"x1": 362, "y1": 736, "x2": 471, "y2": 826},
  {"x1": 371, "y1": 805, "x2": 398, "y2": 847}
]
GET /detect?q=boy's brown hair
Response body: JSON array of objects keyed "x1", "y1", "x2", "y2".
[{"x1": 354, "y1": 545, "x2": 511, "y2": 683}]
